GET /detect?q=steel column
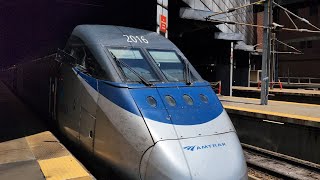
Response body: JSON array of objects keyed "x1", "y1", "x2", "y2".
[
  {"x1": 261, "y1": 0, "x2": 272, "y2": 105},
  {"x1": 230, "y1": 42, "x2": 234, "y2": 96}
]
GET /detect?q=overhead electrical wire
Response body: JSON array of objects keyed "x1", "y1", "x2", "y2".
[
  {"x1": 273, "y1": 1, "x2": 320, "y2": 31},
  {"x1": 284, "y1": 11, "x2": 298, "y2": 30},
  {"x1": 273, "y1": 38, "x2": 302, "y2": 53},
  {"x1": 282, "y1": 28, "x2": 320, "y2": 33},
  {"x1": 206, "y1": 0, "x2": 265, "y2": 19},
  {"x1": 271, "y1": 51, "x2": 303, "y2": 55},
  {"x1": 206, "y1": 19, "x2": 266, "y2": 28},
  {"x1": 204, "y1": 0, "x2": 320, "y2": 34},
  {"x1": 214, "y1": 9, "x2": 254, "y2": 22},
  {"x1": 207, "y1": 18, "x2": 320, "y2": 34}
]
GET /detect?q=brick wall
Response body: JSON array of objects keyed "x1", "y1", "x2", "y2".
[
  {"x1": 256, "y1": 12, "x2": 264, "y2": 49},
  {"x1": 253, "y1": 2, "x2": 320, "y2": 78}
]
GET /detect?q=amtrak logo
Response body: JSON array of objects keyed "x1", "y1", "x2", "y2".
[{"x1": 183, "y1": 143, "x2": 226, "y2": 152}]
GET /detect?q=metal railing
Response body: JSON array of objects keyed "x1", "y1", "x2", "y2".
[
  {"x1": 258, "y1": 80, "x2": 283, "y2": 90},
  {"x1": 279, "y1": 77, "x2": 320, "y2": 84},
  {"x1": 210, "y1": 81, "x2": 222, "y2": 95}
]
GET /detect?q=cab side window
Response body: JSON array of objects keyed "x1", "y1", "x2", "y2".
[
  {"x1": 64, "y1": 36, "x2": 86, "y2": 66},
  {"x1": 65, "y1": 36, "x2": 107, "y2": 79},
  {"x1": 71, "y1": 47, "x2": 86, "y2": 66},
  {"x1": 83, "y1": 48, "x2": 106, "y2": 79}
]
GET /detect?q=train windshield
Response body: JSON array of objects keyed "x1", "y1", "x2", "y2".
[
  {"x1": 107, "y1": 48, "x2": 160, "y2": 83},
  {"x1": 147, "y1": 49, "x2": 194, "y2": 82}
]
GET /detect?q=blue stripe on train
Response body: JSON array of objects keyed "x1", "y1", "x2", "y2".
[
  {"x1": 130, "y1": 86, "x2": 223, "y2": 125},
  {"x1": 75, "y1": 68, "x2": 224, "y2": 125},
  {"x1": 75, "y1": 68, "x2": 141, "y2": 116}
]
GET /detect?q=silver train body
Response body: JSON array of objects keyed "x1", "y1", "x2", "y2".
[{"x1": 56, "y1": 25, "x2": 247, "y2": 180}]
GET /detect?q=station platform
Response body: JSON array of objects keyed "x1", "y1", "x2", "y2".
[
  {"x1": 0, "y1": 81, "x2": 94, "y2": 180},
  {"x1": 219, "y1": 96, "x2": 320, "y2": 128},
  {"x1": 232, "y1": 86, "x2": 320, "y2": 104},
  {"x1": 219, "y1": 95, "x2": 320, "y2": 164},
  {"x1": 233, "y1": 86, "x2": 320, "y2": 97}
]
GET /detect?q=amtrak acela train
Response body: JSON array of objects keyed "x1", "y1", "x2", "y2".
[{"x1": 56, "y1": 25, "x2": 247, "y2": 180}]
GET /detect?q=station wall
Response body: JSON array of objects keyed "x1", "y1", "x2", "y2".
[
  {"x1": 0, "y1": 55, "x2": 59, "y2": 119},
  {"x1": 0, "y1": 0, "x2": 157, "y2": 67}
]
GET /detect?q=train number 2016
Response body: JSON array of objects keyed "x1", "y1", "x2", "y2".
[{"x1": 123, "y1": 35, "x2": 149, "y2": 44}]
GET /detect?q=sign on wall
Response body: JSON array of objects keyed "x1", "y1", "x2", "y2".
[
  {"x1": 160, "y1": 15, "x2": 167, "y2": 34},
  {"x1": 157, "y1": 0, "x2": 168, "y2": 38}
]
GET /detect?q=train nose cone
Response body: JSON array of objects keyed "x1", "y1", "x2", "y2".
[
  {"x1": 140, "y1": 132, "x2": 247, "y2": 180},
  {"x1": 140, "y1": 140, "x2": 192, "y2": 180}
]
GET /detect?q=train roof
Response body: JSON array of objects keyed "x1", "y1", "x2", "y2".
[
  {"x1": 67, "y1": 25, "x2": 203, "y2": 83},
  {"x1": 71, "y1": 25, "x2": 178, "y2": 50}
]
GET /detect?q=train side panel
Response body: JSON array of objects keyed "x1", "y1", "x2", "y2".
[{"x1": 93, "y1": 80, "x2": 154, "y2": 179}]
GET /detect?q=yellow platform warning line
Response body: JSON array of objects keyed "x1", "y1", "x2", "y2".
[
  {"x1": 25, "y1": 131, "x2": 92, "y2": 180},
  {"x1": 220, "y1": 95, "x2": 320, "y2": 108},
  {"x1": 269, "y1": 99, "x2": 320, "y2": 107},
  {"x1": 224, "y1": 105, "x2": 320, "y2": 123},
  {"x1": 38, "y1": 155, "x2": 91, "y2": 180}
]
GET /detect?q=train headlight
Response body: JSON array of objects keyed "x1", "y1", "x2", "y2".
[
  {"x1": 165, "y1": 95, "x2": 176, "y2": 107},
  {"x1": 183, "y1": 94, "x2": 193, "y2": 106},
  {"x1": 199, "y1": 94, "x2": 209, "y2": 104},
  {"x1": 147, "y1": 96, "x2": 157, "y2": 107}
]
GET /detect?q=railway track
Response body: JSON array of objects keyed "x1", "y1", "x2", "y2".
[
  {"x1": 248, "y1": 167, "x2": 281, "y2": 180},
  {"x1": 243, "y1": 143, "x2": 320, "y2": 180}
]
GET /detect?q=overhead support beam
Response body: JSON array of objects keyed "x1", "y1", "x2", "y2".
[
  {"x1": 179, "y1": 7, "x2": 226, "y2": 22},
  {"x1": 214, "y1": 32, "x2": 244, "y2": 41},
  {"x1": 235, "y1": 41, "x2": 255, "y2": 52}
]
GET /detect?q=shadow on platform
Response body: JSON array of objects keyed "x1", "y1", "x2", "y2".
[{"x1": 0, "y1": 81, "x2": 47, "y2": 143}]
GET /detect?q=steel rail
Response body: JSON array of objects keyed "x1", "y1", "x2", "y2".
[{"x1": 242, "y1": 143, "x2": 320, "y2": 180}]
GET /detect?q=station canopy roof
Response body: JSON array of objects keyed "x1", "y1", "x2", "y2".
[{"x1": 179, "y1": 7, "x2": 254, "y2": 52}]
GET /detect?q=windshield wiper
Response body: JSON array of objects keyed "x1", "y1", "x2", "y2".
[
  {"x1": 177, "y1": 54, "x2": 192, "y2": 85},
  {"x1": 185, "y1": 61, "x2": 192, "y2": 85},
  {"x1": 109, "y1": 52, "x2": 153, "y2": 86},
  {"x1": 179, "y1": 55, "x2": 191, "y2": 85}
]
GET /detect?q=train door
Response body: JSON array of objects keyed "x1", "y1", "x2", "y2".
[
  {"x1": 57, "y1": 47, "x2": 84, "y2": 143},
  {"x1": 78, "y1": 47, "x2": 101, "y2": 153},
  {"x1": 57, "y1": 36, "x2": 95, "y2": 146}
]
